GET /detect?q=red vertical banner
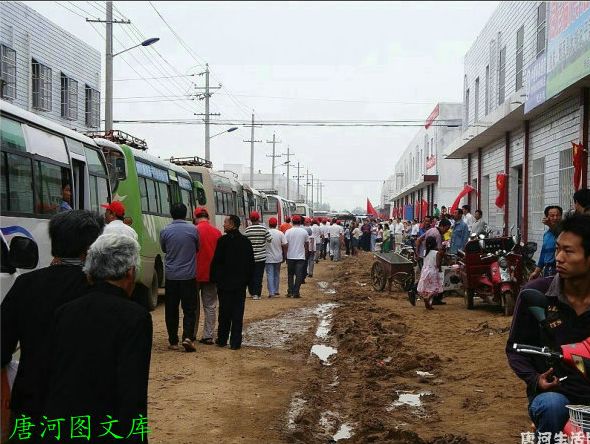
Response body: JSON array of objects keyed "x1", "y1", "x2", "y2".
[
  {"x1": 572, "y1": 141, "x2": 585, "y2": 191},
  {"x1": 495, "y1": 173, "x2": 508, "y2": 208},
  {"x1": 421, "y1": 199, "x2": 428, "y2": 218}
]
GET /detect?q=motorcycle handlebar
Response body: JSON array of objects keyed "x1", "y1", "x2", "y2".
[{"x1": 512, "y1": 343, "x2": 563, "y2": 360}]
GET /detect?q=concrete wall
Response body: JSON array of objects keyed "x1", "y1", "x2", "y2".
[{"x1": 0, "y1": 1, "x2": 101, "y2": 131}]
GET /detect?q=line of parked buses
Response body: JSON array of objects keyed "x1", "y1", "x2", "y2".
[{"x1": 0, "y1": 101, "x2": 318, "y2": 308}]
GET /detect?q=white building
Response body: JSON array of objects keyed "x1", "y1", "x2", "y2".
[
  {"x1": 388, "y1": 103, "x2": 463, "y2": 220},
  {"x1": 0, "y1": 1, "x2": 101, "y2": 131},
  {"x1": 445, "y1": 1, "x2": 590, "y2": 251}
]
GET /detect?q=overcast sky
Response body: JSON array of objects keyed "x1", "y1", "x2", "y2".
[{"x1": 27, "y1": 1, "x2": 498, "y2": 211}]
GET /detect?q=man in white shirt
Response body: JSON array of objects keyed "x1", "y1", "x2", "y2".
[
  {"x1": 265, "y1": 217, "x2": 288, "y2": 297},
  {"x1": 462, "y1": 204, "x2": 475, "y2": 232},
  {"x1": 284, "y1": 215, "x2": 309, "y2": 298},
  {"x1": 328, "y1": 219, "x2": 344, "y2": 261},
  {"x1": 392, "y1": 218, "x2": 404, "y2": 251},
  {"x1": 311, "y1": 219, "x2": 322, "y2": 265},
  {"x1": 101, "y1": 201, "x2": 138, "y2": 240},
  {"x1": 319, "y1": 218, "x2": 330, "y2": 260},
  {"x1": 410, "y1": 219, "x2": 420, "y2": 237}
]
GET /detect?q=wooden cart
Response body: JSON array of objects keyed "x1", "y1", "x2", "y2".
[{"x1": 371, "y1": 252, "x2": 415, "y2": 292}]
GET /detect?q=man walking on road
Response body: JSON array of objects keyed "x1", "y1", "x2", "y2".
[
  {"x1": 450, "y1": 209, "x2": 469, "y2": 255},
  {"x1": 265, "y1": 217, "x2": 288, "y2": 297},
  {"x1": 329, "y1": 219, "x2": 344, "y2": 261},
  {"x1": 244, "y1": 211, "x2": 272, "y2": 300},
  {"x1": 160, "y1": 203, "x2": 199, "y2": 352},
  {"x1": 285, "y1": 215, "x2": 309, "y2": 298},
  {"x1": 193, "y1": 207, "x2": 222, "y2": 345},
  {"x1": 211, "y1": 215, "x2": 255, "y2": 350}
]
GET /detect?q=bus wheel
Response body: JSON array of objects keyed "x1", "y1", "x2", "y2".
[{"x1": 148, "y1": 272, "x2": 159, "y2": 310}]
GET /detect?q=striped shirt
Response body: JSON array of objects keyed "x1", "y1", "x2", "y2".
[{"x1": 244, "y1": 224, "x2": 272, "y2": 262}]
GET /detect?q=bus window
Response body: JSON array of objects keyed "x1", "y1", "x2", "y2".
[
  {"x1": 0, "y1": 116, "x2": 26, "y2": 152},
  {"x1": 196, "y1": 187, "x2": 206, "y2": 205},
  {"x1": 0, "y1": 153, "x2": 6, "y2": 212},
  {"x1": 181, "y1": 189, "x2": 192, "y2": 218},
  {"x1": 158, "y1": 182, "x2": 170, "y2": 215},
  {"x1": 215, "y1": 191, "x2": 223, "y2": 214},
  {"x1": 3, "y1": 153, "x2": 34, "y2": 213},
  {"x1": 146, "y1": 178, "x2": 158, "y2": 214},
  {"x1": 24, "y1": 125, "x2": 68, "y2": 164},
  {"x1": 189, "y1": 171, "x2": 203, "y2": 184},
  {"x1": 139, "y1": 177, "x2": 149, "y2": 213},
  {"x1": 84, "y1": 147, "x2": 107, "y2": 175},
  {"x1": 88, "y1": 175, "x2": 109, "y2": 213},
  {"x1": 101, "y1": 147, "x2": 126, "y2": 193},
  {"x1": 34, "y1": 160, "x2": 70, "y2": 215},
  {"x1": 266, "y1": 196, "x2": 278, "y2": 213}
]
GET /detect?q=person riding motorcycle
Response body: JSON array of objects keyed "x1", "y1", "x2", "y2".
[{"x1": 506, "y1": 213, "x2": 590, "y2": 438}]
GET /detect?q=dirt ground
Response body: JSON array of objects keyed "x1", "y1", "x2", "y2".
[{"x1": 148, "y1": 252, "x2": 530, "y2": 443}]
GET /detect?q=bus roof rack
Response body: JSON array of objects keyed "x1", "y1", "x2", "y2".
[
  {"x1": 85, "y1": 130, "x2": 148, "y2": 150},
  {"x1": 168, "y1": 156, "x2": 213, "y2": 168},
  {"x1": 259, "y1": 189, "x2": 278, "y2": 195}
]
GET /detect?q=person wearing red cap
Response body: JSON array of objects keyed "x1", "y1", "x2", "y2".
[
  {"x1": 102, "y1": 201, "x2": 137, "y2": 240},
  {"x1": 265, "y1": 217, "x2": 288, "y2": 297},
  {"x1": 193, "y1": 207, "x2": 222, "y2": 345},
  {"x1": 279, "y1": 216, "x2": 292, "y2": 233},
  {"x1": 243, "y1": 211, "x2": 272, "y2": 300},
  {"x1": 284, "y1": 215, "x2": 309, "y2": 298}
]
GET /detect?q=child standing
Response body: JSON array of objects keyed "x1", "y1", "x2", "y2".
[{"x1": 416, "y1": 236, "x2": 443, "y2": 309}]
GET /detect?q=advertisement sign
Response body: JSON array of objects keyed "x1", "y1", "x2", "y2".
[
  {"x1": 524, "y1": 53, "x2": 547, "y2": 113},
  {"x1": 546, "y1": 2, "x2": 590, "y2": 99}
]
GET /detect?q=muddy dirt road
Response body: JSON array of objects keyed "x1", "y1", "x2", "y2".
[{"x1": 148, "y1": 252, "x2": 530, "y2": 443}]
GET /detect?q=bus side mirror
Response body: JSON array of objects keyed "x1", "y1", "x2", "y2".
[{"x1": 9, "y1": 236, "x2": 39, "y2": 270}]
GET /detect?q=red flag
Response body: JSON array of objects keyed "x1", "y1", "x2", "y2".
[
  {"x1": 421, "y1": 199, "x2": 428, "y2": 219},
  {"x1": 495, "y1": 173, "x2": 508, "y2": 208},
  {"x1": 572, "y1": 141, "x2": 585, "y2": 191},
  {"x1": 366, "y1": 198, "x2": 378, "y2": 217},
  {"x1": 450, "y1": 184, "x2": 475, "y2": 213}
]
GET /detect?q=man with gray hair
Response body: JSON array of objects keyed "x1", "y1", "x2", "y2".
[{"x1": 45, "y1": 233, "x2": 152, "y2": 441}]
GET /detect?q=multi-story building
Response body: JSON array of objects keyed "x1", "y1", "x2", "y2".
[
  {"x1": 444, "y1": 1, "x2": 590, "y2": 252},
  {"x1": 0, "y1": 1, "x2": 101, "y2": 131},
  {"x1": 388, "y1": 103, "x2": 463, "y2": 220}
]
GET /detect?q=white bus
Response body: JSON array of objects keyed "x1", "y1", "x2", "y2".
[{"x1": 1, "y1": 101, "x2": 112, "y2": 301}]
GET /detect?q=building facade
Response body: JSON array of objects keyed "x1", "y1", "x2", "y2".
[
  {"x1": 445, "y1": 1, "x2": 590, "y2": 254},
  {"x1": 389, "y1": 103, "x2": 463, "y2": 220},
  {"x1": 0, "y1": 1, "x2": 101, "y2": 131}
]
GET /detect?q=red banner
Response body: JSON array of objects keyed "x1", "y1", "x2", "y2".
[
  {"x1": 366, "y1": 198, "x2": 379, "y2": 217},
  {"x1": 572, "y1": 141, "x2": 585, "y2": 191},
  {"x1": 450, "y1": 185, "x2": 475, "y2": 213},
  {"x1": 425, "y1": 104, "x2": 440, "y2": 129},
  {"x1": 495, "y1": 173, "x2": 508, "y2": 208}
]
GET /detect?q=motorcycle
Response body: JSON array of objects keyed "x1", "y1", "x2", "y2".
[
  {"x1": 457, "y1": 233, "x2": 524, "y2": 315},
  {"x1": 512, "y1": 289, "x2": 590, "y2": 439}
]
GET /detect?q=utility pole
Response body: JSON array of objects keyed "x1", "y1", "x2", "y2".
[
  {"x1": 86, "y1": 2, "x2": 131, "y2": 132},
  {"x1": 310, "y1": 174, "x2": 314, "y2": 210},
  {"x1": 281, "y1": 146, "x2": 294, "y2": 199},
  {"x1": 305, "y1": 168, "x2": 309, "y2": 203},
  {"x1": 194, "y1": 64, "x2": 222, "y2": 161},
  {"x1": 266, "y1": 133, "x2": 281, "y2": 191},
  {"x1": 293, "y1": 162, "x2": 304, "y2": 201},
  {"x1": 243, "y1": 112, "x2": 261, "y2": 186}
]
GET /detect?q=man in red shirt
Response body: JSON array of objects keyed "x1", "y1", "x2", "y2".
[{"x1": 193, "y1": 207, "x2": 222, "y2": 345}]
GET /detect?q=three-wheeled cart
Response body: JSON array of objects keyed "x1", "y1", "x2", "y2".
[{"x1": 371, "y1": 252, "x2": 415, "y2": 292}]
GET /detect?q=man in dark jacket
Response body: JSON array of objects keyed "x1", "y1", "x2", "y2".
[
  {"x1": 1, "y1": 210, "x2": 104, "y2": 424},
  {"x1": 210, "y1": 215, "x2": 254, "y2": 350},
  {"x1": 45, "y1": 233, "x2": 152, "y2": 443},
  {"x1": 506, "y1": 214, "x2": 590, "y2": 437}
]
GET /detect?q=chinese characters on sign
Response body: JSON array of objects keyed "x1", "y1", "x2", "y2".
[{"x1": 9, "y1": 414, "x2": 151, "y2": 441}]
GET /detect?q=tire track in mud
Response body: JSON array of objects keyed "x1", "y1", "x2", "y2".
[{"x1": 282, "y1": 256, "x2": 479, "y2": 444}]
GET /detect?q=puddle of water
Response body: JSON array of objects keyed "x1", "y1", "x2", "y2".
[
  {"x1": 243, "y1": 303, "x2": 338, "y2": 349},
  {"x1": 310, "y1": 344, "x2": 337, "y2": 364},
  {"x1": 286, "y1": 393, "x2": 307, "y2": 430},
  {"x1": 386, "y1": 391, "x2": 432, "y2": 411},
  {"x1": 333, "y1": 423, "x2": 353, "y2": 441}
]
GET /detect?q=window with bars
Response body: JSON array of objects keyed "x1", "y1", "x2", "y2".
[
  {"x1": 498, "y1": 47, "x2": 506, "y2": 105},
  {"x1": 32, "y1": 60, "x2": 52, "y2": 111},
  {"x1": 531, "y1": 157, "x2": 545, "y2": 231},
  {"x1": 516, "y1": 26, "x2": 524, "y2": 90},
  {"x1": 85, "y1": 85, "x2": 100, "y2": 127},
  {"x1": 60, "y1": 74, "x2": 78, "y2": 121},
  {"x1": 537, "y1": 2, "x2": 547, "y2": 56},
  {"x1": 559, "y1": 148, "x2": 574, "y2": 210},
  {"x1": 1, "y1": 45, "x2": 16, "y2": 100}
]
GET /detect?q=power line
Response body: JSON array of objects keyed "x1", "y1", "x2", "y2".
[{"x1": 113, "y1": 74, "x2": 194, "y2": 82}]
